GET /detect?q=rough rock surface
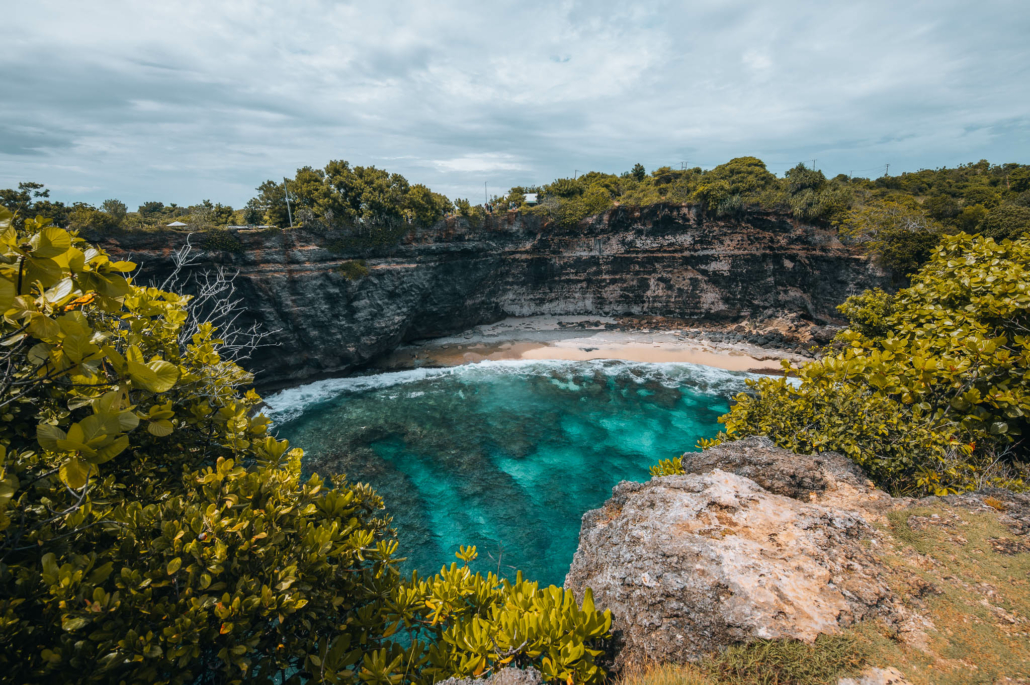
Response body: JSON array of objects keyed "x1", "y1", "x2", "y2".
[
  {"x1": 438, "y1": 667, "x2": 541, "y2": 685},
  {"x1": 564, "y1": 437, "x2": 903, "y2": 669},
  {"x1": 836, "y1": 667, "x2": 911, "y2": 685},
  {"x1": 101, "y1": 205, "x2": 886, "y2": 386}
]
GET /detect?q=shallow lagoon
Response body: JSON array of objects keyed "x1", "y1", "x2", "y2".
[{"x1": 264, "y1": 360, "x2": 750, "y2": 586}]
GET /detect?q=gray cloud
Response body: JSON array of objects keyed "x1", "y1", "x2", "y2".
[{"x1": 1, "y1": 0, "x2": 1028, "y2": 208}]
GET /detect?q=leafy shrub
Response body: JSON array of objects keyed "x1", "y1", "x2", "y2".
[
  {"x1": 67, "y1": 204, "x2": 123, "y2": 234},
  {"x1": 0, "y1": 207, "x2": 611, "y2": 684},
  {"x1": 337, "y1": 259, "x2": 369, "y2": 280},
  {"x1": 388, "y1": 546, "x2": 611, "y2": 684},
  {"x1": 836, "y1": 199, "x2": 943, "y2": 279},
  {"x1": 957, "y1": 204, "x2": 989, "y2": 233},
  {"x1": 925, "y1": 193, "x2": 960, "y2": 221},
  {"x1": 454, "y1": 198, "x2": 486, "y2": 227},
  {"x1": 101, "y1": 199, "x2": 128, "y2": 221},
  {"x1": 254, "y1": 162, "x2": 452, "y2": 230},
  {"x1": 784, "y1": 164, "x2": 825, "y2": 195},
  {"x1": 695, "y1": 233, "x2": 1030, "y2": 496},
  {"x1": 649, "y1": 456, "x2": 684, "y2": 477},
  {"x1": 978, "y1": 204, "x2": 1030, "y2": 241},
  {"x1": 707, "y1": 157, "x2": 777, "y2": 197},
  {"x1": 963, "y1": 185, "x2": 1001, "y2": 209},
  {"x1": 203, "y1": 230, "x2": 244, "y2": 253},
  {"x1": 691, "y1": 180, "x2": 732, "y2": 210}
]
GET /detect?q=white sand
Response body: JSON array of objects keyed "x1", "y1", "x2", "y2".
[{"x1": 374, "y1": 316, "x2": 805, "y2": 374}]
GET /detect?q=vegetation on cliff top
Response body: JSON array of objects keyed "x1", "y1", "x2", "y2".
[
  {"x1": 0, "y1": 208, "x2": 611, "y2": 685},
  {"x1": 6, "y1": 157, "x2": 1029, "y2": 278}
]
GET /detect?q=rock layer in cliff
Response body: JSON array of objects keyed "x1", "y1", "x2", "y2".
[{"x1": 102, "y1": 205, "x2": 887, "y2": 386}]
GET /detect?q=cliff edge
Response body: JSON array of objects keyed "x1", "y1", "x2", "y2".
[
  {"x1": 565, "y1": 437, "x2": 1030, "y2": 683},
  {"x1": 100, "y1": 205, "x2": 886, "y2": 387}
]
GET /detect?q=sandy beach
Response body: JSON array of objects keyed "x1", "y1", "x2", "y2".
[{"x1": 372, "y1": 315, "x2": 809, "y2": 374}]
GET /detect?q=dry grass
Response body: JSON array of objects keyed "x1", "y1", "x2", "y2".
[
  {"x1": 617, "y1": 502, "x2": 1030, "y2": 685},
  {"x1": 617, "y1": 635, "x2": 862, "y2": 685}
]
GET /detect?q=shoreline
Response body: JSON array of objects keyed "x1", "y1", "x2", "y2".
[{"x1": 370, "y1": 315, "x2": 812, "y2": 376}]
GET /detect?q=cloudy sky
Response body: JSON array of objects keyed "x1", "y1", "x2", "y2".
[{"x1": 2, "y1": 1, "x2": 1029, "y2": 209}]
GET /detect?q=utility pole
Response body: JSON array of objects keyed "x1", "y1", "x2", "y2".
[
  {"x1": 484, "y1": 182, "x2": 488, "y2": 206},
  {"x1": 574, "y1": 169, "x2": 578, "y2": 179},
  {"x1": 283, "y1": 177, "x2": 294, "y2": 229},
  {"x1": 885, "y1": 163, "x2": 890, "y2": 177},
  {"x1": 811, "y1": 159, "x2": 817, "y2": 171}
]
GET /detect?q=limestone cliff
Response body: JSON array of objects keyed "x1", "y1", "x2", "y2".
[{"x1": 100, "y1": 204, "x2": 886, "y2": 387}]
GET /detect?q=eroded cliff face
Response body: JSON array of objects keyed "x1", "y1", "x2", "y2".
[{"x1": 100, "y1": 204, "x2": 886, "y2": 387}]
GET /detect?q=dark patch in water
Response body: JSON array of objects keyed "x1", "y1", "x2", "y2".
[{"x1": 268, "y1": 361, "x2": 742, "y2": 586}]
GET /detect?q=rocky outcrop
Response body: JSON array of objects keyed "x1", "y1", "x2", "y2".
[
  {"x1": 564, "y1": 437, "x2": 904, "y2": 669},
  {"x1": 100, "y1": 205, "x2": 886, "y2": 387},
  {"x1": 565, "y1": 437, "x2": 1030, "y2": 680}
]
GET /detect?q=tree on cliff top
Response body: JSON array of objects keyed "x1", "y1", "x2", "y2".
[
  {"x1": 0, "y1": 206, "x2": 610, "y2": 685},
  {"x1": 251, "y1": 163, "x2": 453, "y2": 231},
  {"x1": 836, "y1": 199, "x2": 945, "y2": 280}
]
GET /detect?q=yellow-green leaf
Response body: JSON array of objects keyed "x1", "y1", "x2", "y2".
[
  {"x1": 0, "y1": 276, "x2": 14, "y2": 312},
  {"x1": 148, "y1": 419, "x2": 174, "y2": 437},
  {"x1": 61, "y1": 616, "x2": 89, "y2": 632},
  {"x1": 28, "y1": 314, "x2": 61, "y2": 341},
  {"x1": 59, "y1": 457, "x2": 93, "y2": 489},
  {"x1": 22, "y1": 257, "x2": 64, "y2": 292},
  {"x1": 92, "y1": 435, "x2": 129, "y2": 464},
  {"x1": 37, "y1": 424, "x2": 67, "y2": 450},
  {"x1": 144, "y1": 360, "x2": 179, "y2": 393},
  {"x1": 31, "y1": 226, "x2": 72, "y2": 259}
]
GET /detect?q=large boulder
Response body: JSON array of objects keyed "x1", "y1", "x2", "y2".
[{"x1": 564, "y1": 437, "x2": 905, "y2": 669}]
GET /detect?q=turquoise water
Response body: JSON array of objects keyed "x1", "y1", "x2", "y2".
[{"x1": 264, "y1": 360, "x2": 748, "y2": 587}]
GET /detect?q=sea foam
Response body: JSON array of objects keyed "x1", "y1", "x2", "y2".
[{"x1": 262, "y1": 358, "x2": 755, "y2": 425}]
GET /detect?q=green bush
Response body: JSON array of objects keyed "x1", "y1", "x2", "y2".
[
  {"x1": 978, "y1": 204, "x2": 1030, "y2": 241},
  {"x1": 337, "y1": 259, "x2": 369, "y2": 280},
  {"x1": 0, "y1": 207, "x2": 611, "y2": 685},
  {"x1": 203, "y1": 230, "x2": 244, "y2": 253},
  {"x1": 68, "y1": 204, "x2": 123, "y2": 234},
  {"x1": 836, "y1": 199, "x2": 943, "y2": 279},
  {"x1": 649, "y1": 456, "x2": 684, "y2": 477},
  {"x1": 693, "y1": 233, "x2": 1030, "y2": 496}
]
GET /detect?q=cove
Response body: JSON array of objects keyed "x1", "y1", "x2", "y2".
[{"x1": 263, "y1": 359, "x2": 750, "y2": 586}]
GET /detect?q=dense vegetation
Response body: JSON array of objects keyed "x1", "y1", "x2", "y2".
[
  {"x1": 512, "y1": 158, "x2": 1030, "y2": 279},
  {"x1": 0, "y1": 161, "x2": 452, "y2": 242},
  {"x1": 654, "y1": 232, "x2": 1030, "y2": 496},
  {"x1": 0, "y1": 208, "x2": 611, "y2": 684},
  {"x1": 6, "y1": 158, "x2": 1028, "y2": 278}
]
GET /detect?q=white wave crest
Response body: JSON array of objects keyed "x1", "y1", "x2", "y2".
[{"x1": 262, "y1": 359, "x2": 756, "y2": 425}]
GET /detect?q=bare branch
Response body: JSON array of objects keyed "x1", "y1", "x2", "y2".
[{"x1": 148, "y1": 234, "x2": 281, "y2": 366}]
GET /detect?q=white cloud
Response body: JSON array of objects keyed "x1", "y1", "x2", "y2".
[
  {"x1": 430, "y1": 154, "x2": 531, "y2": 174},
  {"x1": 742, "y1": 51, "x2": 772, "y2": 72},
  {"x1": 0, "y1": 0, "x2": 1028, "y2": 208}
]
